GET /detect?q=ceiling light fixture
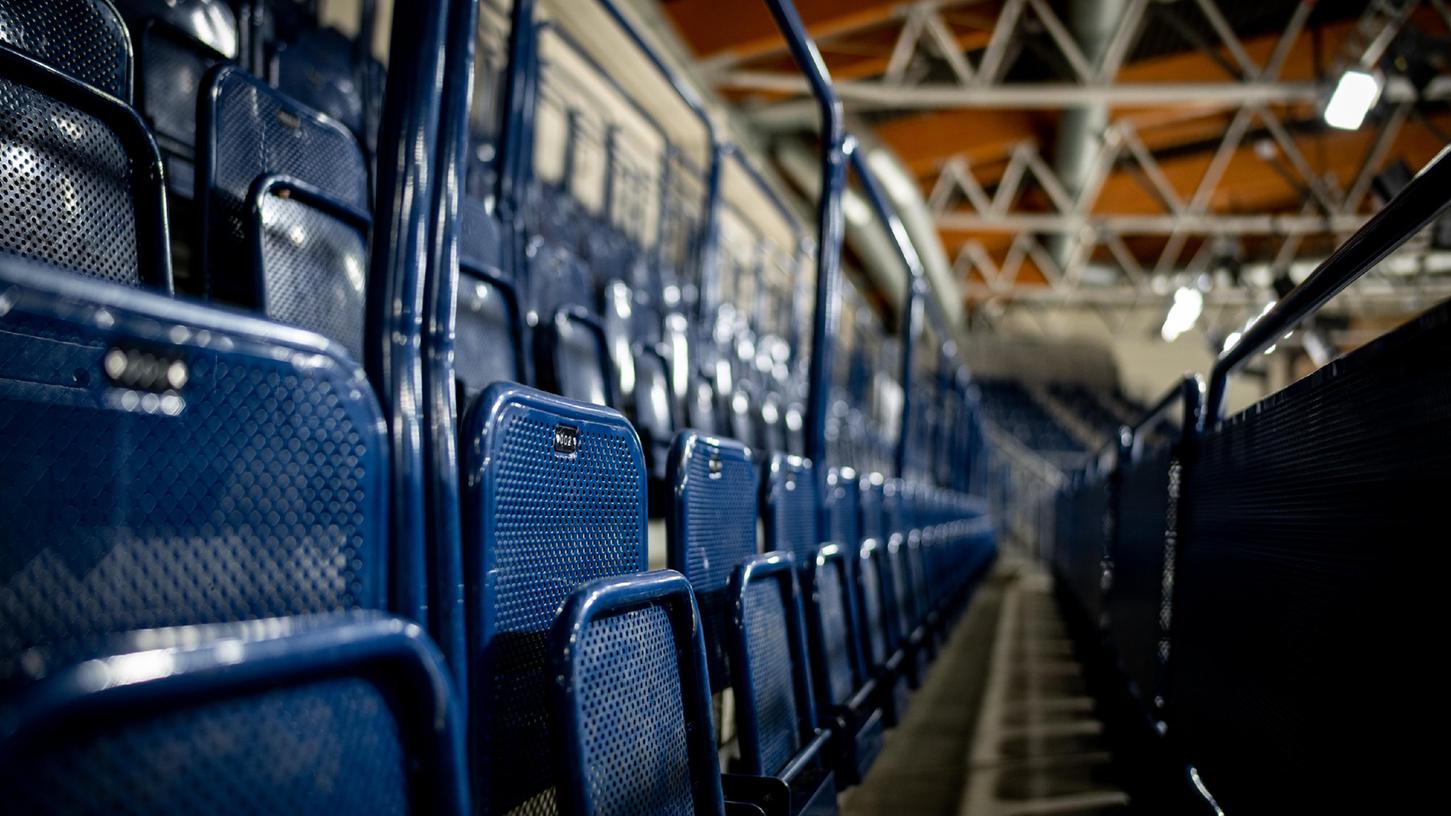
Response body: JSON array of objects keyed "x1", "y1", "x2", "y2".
[{"x1": 1323, "y1": 70, "x2": 1382, "y2": 131}]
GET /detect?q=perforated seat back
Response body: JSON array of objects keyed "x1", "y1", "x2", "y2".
[
  {"x1": 631, "y1": 347, "x2": 674, "y2": 481},
  {"x1": 197, "y1": 66, "x2": 369, "y2": 350},
  {"x1": 825, "y1": 469, "x2": 859, "y2": 549},
  {"x1": 666, "y1": 431, "x2": 757, "y2": 693},
  {"x1": 885, "y1": 536, "x2": 913, "y2": 644},
  {"x1": 761, "y1": 453, "x2": 820, "y2": 566},
  {"x1": 456, "y1": 262, "x2": 523, "y2": 401},
  {"x1": 804, "y1": 546, "x2": 858, "y2": 708},
  {"x1": 0, "y1": 43, "x2": 170, "y2": 289},
  {"x1": 0, "y1": 0, "x2": 131, "y2": 98},
  {"x1": 534, "y1": 307, "x2": 614, "y2": 408},
  {"x1": 859, "y1": 476, "x2": 884, "y2": 544},
  {"x1": 729, "y1": 553, "x2": 817, "y2": 778},
  {"x1": 0, "y1": 614, "x2": 469, "y2": 816},
  {"x1": 0, "y1": 259, "x2": 388, "y2": 682},
  {"x1": 856, "y1": 541, "x2": 887, "y2": 669},
  {"x1": 460, "y1": 383, "x2": 646, "y2": 815},
  {"x1": 549, "y1": 572, "x2": 724, "y2": 816},
  {"x1": 526, "y1": 242, "x2": 592, "y2": 321},
  {"x1": 600, "y1": 280, "x2": 637, "y2": 402},
  {"x1": 275, "y1": 27, "x2": 366, "y2": 137},
  {"x1": 460, "y1": 197, "x2": 505, "y2": 274}
]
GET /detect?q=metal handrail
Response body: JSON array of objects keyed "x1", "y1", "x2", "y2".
[
  {"x1": 760, "y1": 0, "x2": 848, "y2": 476},
  {"x1": 1205, "y1": 147, "x2": 1451, "y2": 424}
]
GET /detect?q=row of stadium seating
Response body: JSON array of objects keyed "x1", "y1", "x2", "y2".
[{"x1": 0, "y1": 0, "x2": 995, "y2": 813}]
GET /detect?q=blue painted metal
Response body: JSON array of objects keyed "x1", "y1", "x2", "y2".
[
  {"x1": 801, "y1": 543, "x2": 884, "y2": 786},
  {"x1": 0, "y1": 42, "x2": 172, "y2": 291},
  {"x1": 666, "y1": 430, "x2": 759, "y2": 693},
  {"x1": 130, "y1": 15, "x2": 232, "y2": 197},
  {"x1": 245, "y1": 173, "x2": 373, "y2": 359},
  {"x1": 759, "y1": 0, "x2": 847, "y2": 492},
  {"x1": 0, "y1": 255, "x2": 389, "y2": 676},
  {"x1": 460, "y1": 382, "x2": 647, "y2": 814},
  {"x1": 844, "y1": 141, "x2": 924, "y2": 480},
  {"x1": 595, "y1": 0, "x2": 722, "y2": 317},
  {"x1": 1204, "y1": 148, "x2": 1451, "y2": 425},
  {"x1": 762, "y1": 452, "x2": 823, "y2": 568},
  {"x1": 0, "y1": 0, "x2": 133, "y2": 99},
  {"x1": 728, "y1": 553, "x2": 840, "y2": 816},
  {"x1": 364, "y1": 0, "x2": 449, "y2": 658},
  {"x1": 416, "y1": 0, "x2": 483, "y2": 719},
  {"x1": 455, "y1": 260, "x2": 527, "y2": 397},
  {"x1": 0, "y1": 612, "x2": 470, "y2": 815},
  {"x1": 548, "y1": 570, "x2": 726, "y2": 816},
  {"x1": 197, "y1": 65, "x2": 368, "y2": 312},
  {"x1": 533, "y1": 305, "x2": 618, "y2": 408}
]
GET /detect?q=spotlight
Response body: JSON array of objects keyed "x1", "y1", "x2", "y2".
[{"x1": 1323, "y1": 70, "x2": 1381, "y2": 130}]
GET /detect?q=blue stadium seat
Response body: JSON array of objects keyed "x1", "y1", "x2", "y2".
[
  {"x1": 274, "y1": 27, "x2": 370, "y2": 144},
  {"x1": 196, "y1": 65, "x2": 370, "y2": 358},
  {"x1": 853, "y1": 474, "x2": 903, "y2": 724},
  {"x1": 0, "y1": 613, "x2": 470, "y2": 815},
  {"x1": 631, "y1": 345, "x2": 676, "y2": 484},
  {"x1": 456, "y1": 261, "x2": 525, "y2": 401},
  {"x1": 761, "y1": 453, "x2": 819, "y2": 567},
  {"x1": 533, "y1": 305, "x2": 615, "y2": 407},
  {"x1": 0, "y1": 257, "x2": 389, "y2": 682},
  {"x1": 665, "y1": 430, "x2": 759, "y2": 693},
  {"x1": 0, "y1": 20, "x2": 172, "y2": 290},
  {"x1": 458, "y1": 382, "x2": 647, "y2": 815},
  {"x1": 882, "y1": 480, "x2": 925, "y2": 690},
  {"x1": 728, "y1": 553, "x2": 839, "y2": 815},
  {"x1": 801, "y1": 544, "x2": 884, "y2": 786},
  {"x1": 525, "y1": 234, "x2": 593, "y2": 319},
  {"x1": 117, "y1": 0, "x2": 237, "y2": 197},
  {"x1": 548, "y1": 571, "x2": 726, "y2": 816},
  {"x1": 0, "y1": 0, "x2": 131, "y2": 99},
  {"x1": 689, "y1": 372, "x2": 722, "y2": 435}
]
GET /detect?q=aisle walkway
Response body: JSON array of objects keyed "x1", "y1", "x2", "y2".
[{"x1": 845, "y1": 557, "x2": 1130, "y2": 815}]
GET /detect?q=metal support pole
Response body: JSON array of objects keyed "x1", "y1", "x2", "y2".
[{"x1": 760, "y1": 0, "x2": 848, "y2": 481}]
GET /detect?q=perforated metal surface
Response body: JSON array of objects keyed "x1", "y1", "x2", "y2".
[
  {"x1": 455, "y1": 269, "x2": 520, "y2": 400},
  {"x1": 527, "y1": 242, "x2": 592, "y2": 320},
  {"x1": 200, "y1": 68, "x2": 367, "y2": 307},
  {"x1": 460, "y1": 198, "x2": 503, "y2": 272},
  {"x1": 464, "y1": 385, "x2": 645, "y2": 816},
  {"x1": 275, "y1": 28, "x2": 365, "y2": 137},
  {"x1": 575, "y1": 603, "x2": 695, "y2": 816},
  {"x1": 549, "y1": 313, "x2": 608, "y2": 407},
  {"x1": 0, "y1": 0, "x2": 130, "y2": 98},
  {"x1": 1170, "y1": 300, "x2": 1451, "y2": 812},
  {"x1": 826, "y1": 471, "x2": 859, "y2": 548},
  {"x1": 857, "y1": 549, "x2": 886, "y2": 668},
  {"x1": 886, "y1": 540, "x2": 913, "y2": 642},
  {"x1": 1107, "y1": 446, "x2": 1174, "y2": 710},
  {"x1": 257, "y1": 194, "x2": 368, "y2": 360},
  {"x1": 671, "y1": 433, "x2": 757, "y2": 692},
  {"x1": 764, "y1": 455, "x2": 819, "y2": 565},
  {"x1": 0, "y1": 75, "x2": 141, "y2": 285},
  {"x1": 137, "y1": 24, "x2": 219, "y2": 154},
  {"x1": 814, "y1": 558, "x2": 855, "y2": 706},
  {"x1": 742, "y1": 577, "x2": 802, "y2": 776},
  {"x1": 676, "y1": 438, "x2": 757, "y2": 594},
  {"x1": 1058, "y1": 476, "x2": 1109, "y2": 623},
  {"x1": 0, "y1": 264, "x2": 387, "y2": 680},
  {"x1": 632, "y1": 351, "x2": 673, "y2": 479},
  {"x1": 3, "y1": 678, "x2": 409, "y2": 815}
]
